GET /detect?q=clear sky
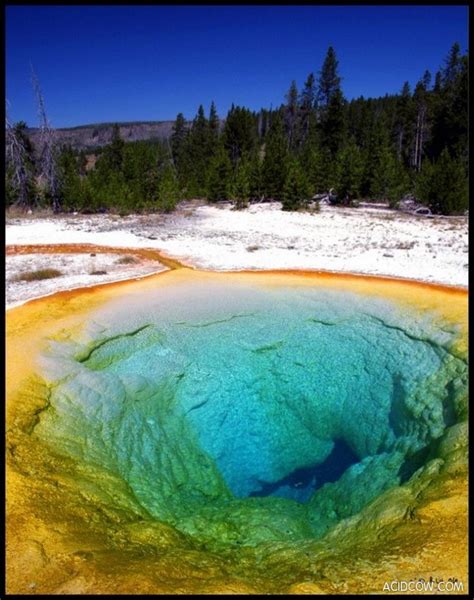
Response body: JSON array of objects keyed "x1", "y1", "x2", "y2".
[{"x1": 5, "y1": 4, "x2": 469, "y2": 128}]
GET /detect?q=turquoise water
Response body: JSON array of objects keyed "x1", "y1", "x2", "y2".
[{"x1": 36, "y1": 279, "x2": 467, "y2": 544}]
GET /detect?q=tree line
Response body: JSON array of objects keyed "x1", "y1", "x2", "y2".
[{"x1": 5, "y1": 43, "x2": 468, "y2": 215}]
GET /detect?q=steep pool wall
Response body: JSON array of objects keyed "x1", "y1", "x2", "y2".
[{"x1": 6, "y1": 267, "x2": 468, "y2": 594}]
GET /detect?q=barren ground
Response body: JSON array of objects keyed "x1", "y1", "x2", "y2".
[{"x1": 5, "y1": 201, "x2": 468, "y2": 308}]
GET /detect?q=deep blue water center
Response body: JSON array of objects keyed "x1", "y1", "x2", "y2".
[
  {"x1": 37, "y1": 278, "x2": 467, "y2": 542},
  {"x1": 249, "y1": 438, "x2": 359, "y2": 502}
]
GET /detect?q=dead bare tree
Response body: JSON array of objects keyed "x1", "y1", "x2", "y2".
[
  {"x1": 412, "y1": 102, "x2": 427, "y2": 172},
  {"x1": 31, "y1": 65, "x2": 60, "y2": 211},
  {"x1": 5, "y1": 101, "x2": 32, "y2": 209},
  {"x1": 412, "y1": 72, "x2": 431, "y2": 172}
]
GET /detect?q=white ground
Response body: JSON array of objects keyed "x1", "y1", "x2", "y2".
[
  {"x1": 6, "y1": 202, "x2": 468, "y2": 309},
  {"x1": 5, "y1": 252, "x2": 166, "y2": 309}
]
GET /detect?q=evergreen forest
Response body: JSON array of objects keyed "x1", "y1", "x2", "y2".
[{"x1": 5, "y1": 43, "x2": 468, "y2": 215}]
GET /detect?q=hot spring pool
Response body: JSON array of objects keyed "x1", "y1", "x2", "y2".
[{"x1": 6, "y1": 269, "x2": 468, "y2": 594}]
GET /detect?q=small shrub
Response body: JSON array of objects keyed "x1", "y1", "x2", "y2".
[
  {"x1": 12, "y1": 268, "x2": 63, "y2": 282},
  {"x1": 246, "y1": 245, "x2": 260, "y2": 252},
  {"x1": 395, "y1": 241, "x2": 416, "y2": 250},
  {"x1": 116, "y1": 255, "x2": 138, "y2": 265}
]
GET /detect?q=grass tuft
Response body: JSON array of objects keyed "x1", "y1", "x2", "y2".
[
  {"x1": 116, "y1": 255, "x2": 138, "y2": 265},
  {"x1": 12, "y1": 268, "x2": 63, "y2": 282}
]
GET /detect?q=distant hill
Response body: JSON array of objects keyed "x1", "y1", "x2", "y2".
[{"x1": 25, "y1": 120, "x2": 180, "y2": 152}]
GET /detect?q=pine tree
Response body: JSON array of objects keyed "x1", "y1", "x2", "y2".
[
  {"x1": 207, "y1": 145, "x2": 233, "y2": 202},
  {"x1": 414, "y1": 159, "x2": 435, "y2": 208},
  {"x1": 317, "y1": 47, "x2": 345, "y2": 157},
  {"x1": 185, "y1": 105, "x2": 212, "y2": 196},
  {"x1": 209, "y1": 101, "x2": 220, "y2": 142},
  {"x1": 282, "y1": 160, "x2": 311, "y2": 211},
  {"x1": 92, "y1": 169, "x2": 127, "y2": 212},
  {"x1": 361, "y1": 114, "x2": 387, "y2": 198},
  {"x1": 257, "y1": 108, "x2": 271, "y2": 139},
  {"x1": 442, "y1": 42, "x2": 463, "y2": 86},
  {"x1": 369, "y1": 135, "x2": 386, "y2": 198},
  {"x1": 452, "y1": 53, "x2": 468, "y2": 163},
  {"x1": 171, "y1": 112, "x2": 194, "y2": 195},
  {"x1": 358, "y1": 111, "x2": 408, "y2": 204},
  {"x1": 248, "y1": 150, "x2": 264, "y2": 201},
  {"x1": 390, "y1": 159, "x2": 410, "y2": 208},
  {"x1": 223, "y1": 106, "x2": 257, "y2": 167},
  {"x1": 57, "y1": 145, "x2": 82, "y2": 211},
  {"x1": 171, "y1": 112, "x2": 188, "y2": 165},
  {"x1": 416, "y1": 149, "x2": 467, "y2": 215},
  {"x1": 361, "y1": 109, "x2": 409, "y2": 206},
  {"x1": 157, "y1": 162, "x2": 180, "y2": 212},
  {"x1": 335, "y1": 137, "x2": 363, "y2": 203},
  {"x1": 122, "y1": 141, "x2": 163, "y2": 206},
  {"x1": 262, "y1": 112, "x2": 289, "y2": 200},
  {"x1": 370, "y1": 141, "x2": 408, "y2": 206},
  {"x1": 429, "y1": 43, "x2": 468, "y2": 162},
  {"x1": 320, "y1": 88, "x2": 346, "y2": 156},
  {"x1": 233, "y1": 157, "x2": 251, "y2": 209},
  {"x1": 394, "y1": 82, "x2": 414, "y2": 166},
  {"x1": 299, "y1": 73, "x2": 317, "y2": 146},
  {"x1": 285, "y1": 80, "x2": 299, "y2": 150},
  {"x1": 300, "y1": 133, "x2": 325, "y2": 195},
  {"x1": 318, "y1": 46, "x2": 342, "y2": 108}
]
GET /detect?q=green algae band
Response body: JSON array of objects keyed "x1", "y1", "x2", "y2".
[{"x1": 35, "y1": 277, "x2": 467, "y2": 547}]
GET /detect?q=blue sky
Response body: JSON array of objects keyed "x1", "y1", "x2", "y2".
[{"x1": 5, "y1": 5, "x2": 469, "y2": 128}]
